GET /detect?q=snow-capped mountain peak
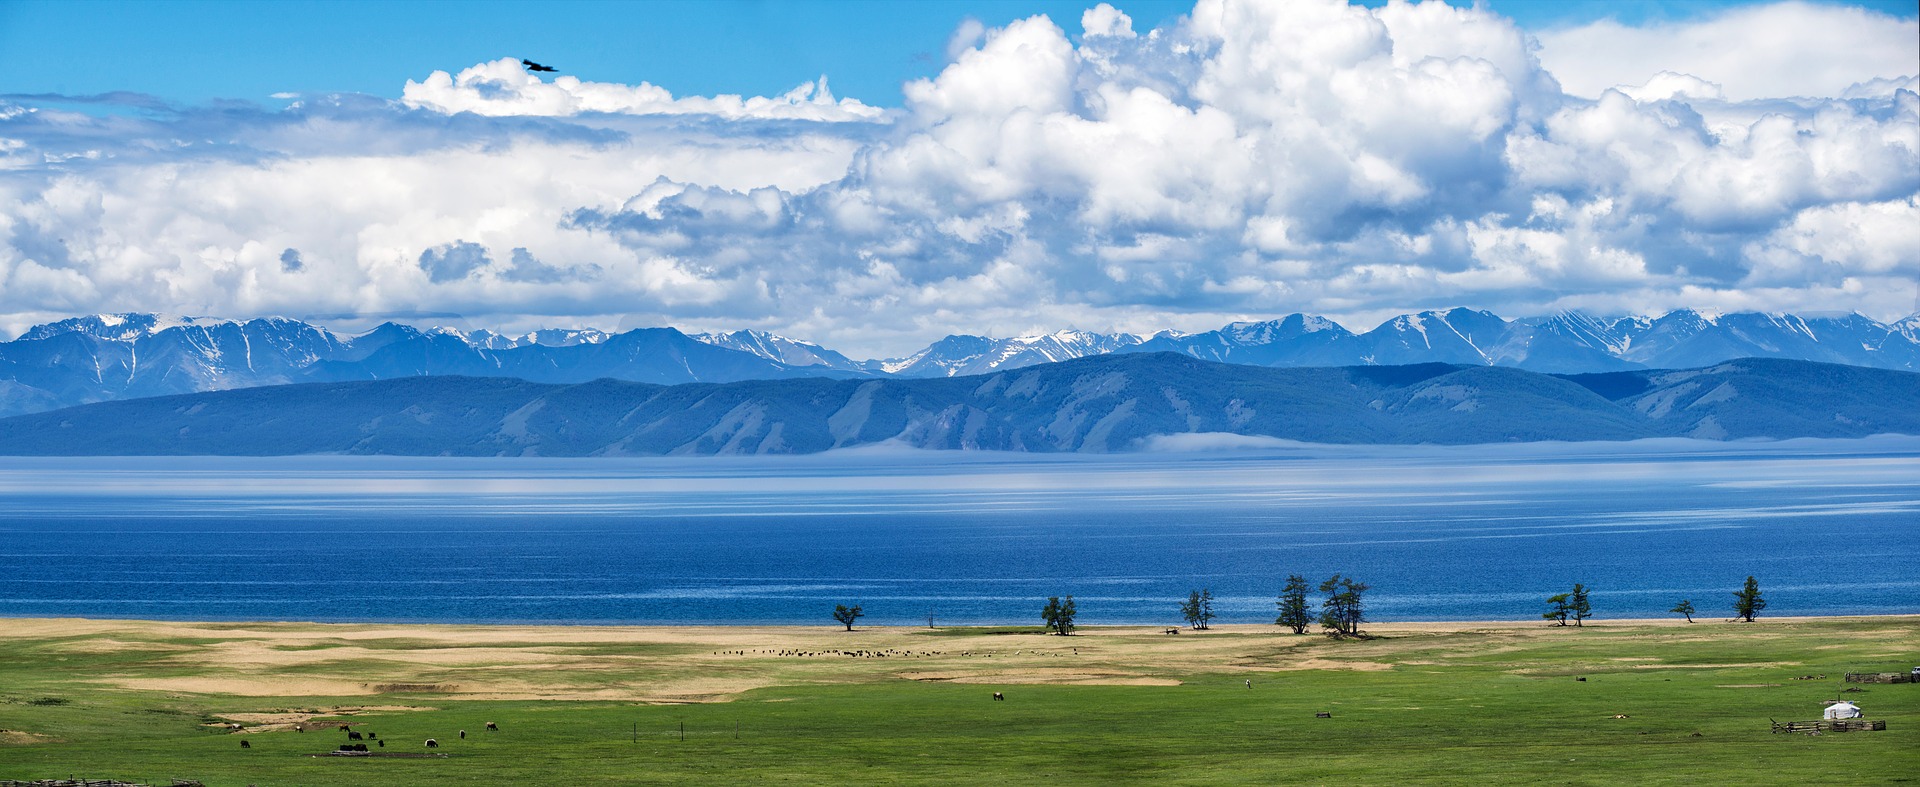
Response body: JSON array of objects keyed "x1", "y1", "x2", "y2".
[
  {"x1": 20, "y1": 313, "x2": 216, "y2": 342},
  {"x1": 692, "y1": 329, "x2": 864, "y2": 371}
]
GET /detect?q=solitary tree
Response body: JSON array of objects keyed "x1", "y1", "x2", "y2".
[
  {"x1": 832, "y1": 604, "x2": 864, "y2": 631},
  {"x1": 1733, "y1": 576, "x2": 1767, "y2": 622},
  {"x1": 1181, "y1": 589, "x2": 1215, "y2": 630},
  {"x1": 1042, "y1": 595, "x2": 1078, "y2": 635},
  {"x1": 1318, "y1": 575, "x2": 1369, "y2": 638},
  {"x1": 1276, "y1": 574, "x2": 1313, "y2": 634},
  {"x1": 1671, "y1": 599, "x2": 1696, "y2": 623},
  {"x1": 1542, "y1": 593, "x2": 1571, "y2": 626},
  {"x1": 1570, "y1": 583, "x2": 1592, "y2": 627}
]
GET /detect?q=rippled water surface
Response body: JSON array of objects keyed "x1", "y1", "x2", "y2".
[{"x1": 2, "y1": 439, "x2": 1915, "y2": 625}]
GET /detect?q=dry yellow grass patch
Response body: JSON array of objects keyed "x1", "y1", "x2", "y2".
[
  {"x1": 895, "y1": 669, "x2": 1179, "y2": 686},
  {"x1": 7, "y1": 616, "x2": 1915, "y2": 704},
  {"x1": 0, "y1": 730, "x2": 60, "y2": 745},
  {"x1": 40, "y1": 638, "x2": 193, "y2": 655},
  {"x1": 197, "y1": 642, "x2": 580, "y2": 668},
  {"x1": 210, "y1": 706, "x2": 438, "y2": 733},
  {"x1": 115, "y1": 677, "x2": 377, "y2": 697},
  {"x1": 1276, "y1": 658, "x2": 1396, "y2": 672}
]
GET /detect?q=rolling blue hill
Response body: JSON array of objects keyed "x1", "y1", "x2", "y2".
[{"x1": 1, "y1": 354, "x2": 1912, "y2": 456}]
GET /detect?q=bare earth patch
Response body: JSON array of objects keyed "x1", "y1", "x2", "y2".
[
  {"x1": 0, "y1": 730, "x2": 60, "y2": 745},
  {"x1": 1276, "y1": 658, "x2": 1396, "y2": 672}
]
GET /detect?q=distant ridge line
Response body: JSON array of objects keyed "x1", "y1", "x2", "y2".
[
  {"x1": 1, "y1": 353, "x2": 1913, "y2": 456},
  {"x1": 1, "y1": 308, "x2": 1917, "y2": 419}
]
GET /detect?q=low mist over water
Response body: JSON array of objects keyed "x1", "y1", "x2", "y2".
[{"x1": 3, "y1": 439, "x2": 1916, "y2": 626}]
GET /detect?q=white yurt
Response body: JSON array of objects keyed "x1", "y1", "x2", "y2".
[{"x1": 1824, "y1": 701, "x2": 1863, "y2": 720}]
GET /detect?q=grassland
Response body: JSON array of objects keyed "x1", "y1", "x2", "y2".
[{"x1": 1, "y1": 616, "x2": 1915, "y2": 785}]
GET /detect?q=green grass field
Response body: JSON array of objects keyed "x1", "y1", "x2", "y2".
[{"x1": 1, "y1": 617, "x2": 1915, "y2": 785}]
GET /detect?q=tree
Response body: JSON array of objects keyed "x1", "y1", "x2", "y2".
[
  {"x1": 1570, "y1": 583, "x2": 1592, "y2": 627},
  {"x1": 1542, "y1": 593, "x2": 1571, "y2": 626},
  {"x1": 1670, "y1": 599, "x2": 1696, "y2": 623},
  {"x1": 832, "y1": 604, "x2": 863, "y2": 631},
  {"x1": 1317, "y1": 574, "x2": 1369, "y2": 638},
  {"x1": 1276, "y1": 574, "x2": 1313, "y2": 634},
  {"x1": 1181, "y1": 589, "x2": 1215, "y2": 630},
  {"x1": 1042, "y1": 595, "x2": 1077, "y2": 635},
  {"x1": 1733, "y1": 576, "x2": 1767, "y2": 622}
]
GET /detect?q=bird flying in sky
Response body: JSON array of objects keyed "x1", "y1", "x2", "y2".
[{"x1": 521, "y1": 59, "x2": 557, "y2": 73}]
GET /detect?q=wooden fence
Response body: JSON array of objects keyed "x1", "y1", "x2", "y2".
[
  {"x1": 0, "y1": 781, "x2": 203, "y2": 787},
  {"x1": 1843, "y1": 672, "x2": 1915, "y2": 684},
  {"x1": 1770, "y1": 718, "x2": 1887, "y2": 734}
]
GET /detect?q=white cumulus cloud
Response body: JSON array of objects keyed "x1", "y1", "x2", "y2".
[{"x1": 2, "y1": 0, "x2": 1918, "y2": 355}]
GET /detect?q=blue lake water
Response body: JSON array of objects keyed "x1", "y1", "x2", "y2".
[{"x1": 1, "y1": 438, "x2": 1915, "y2": 626}]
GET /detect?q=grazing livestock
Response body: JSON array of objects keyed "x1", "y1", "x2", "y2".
[
  {"x1": 486, "y1": 721, "x2": 498, "y2": 730},
  {"x1": 425, "y1": 738, "x2": 439, "y2": 748},
  {"x1": 239, "y1": 740, "x2": 250, "y2": 749},
  {"x1": 347, "y1": 731, "x2": 362, "y2": 740},
  {"x1": 338, "y1": 724, "x2": 351, "y2": 731},
  {"x1": 366, "y1": 732, "x2": 376, "y2": 739},
  {"x1": 1315, "y1": 712, "x2": 1332, "y2": 718},
  {"x1": 378, "y1": 739, "x2": 385, "y2": 748},
  {"x1": 459, "y1": 729, "x2": 466, "y2": 739},
  {"x1": 992, "y1": 692, "x2": 1005, "y2": 701}
]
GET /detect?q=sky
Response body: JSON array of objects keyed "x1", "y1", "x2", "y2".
[{"x1": 0, "y1": 0, "x2": 1916, "y2": 356}]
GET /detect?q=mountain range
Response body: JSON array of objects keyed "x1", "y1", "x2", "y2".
[
  {"x1": 2, "y1": 353, "x2": 1913, "y2": 456},
  {"x1": 2, "y1": 308, "x2": 1916, "y2": 418}
]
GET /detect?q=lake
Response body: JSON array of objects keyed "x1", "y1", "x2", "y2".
[{"x1": 1, "y1": 438, "x2": 1915, "y2": 626}]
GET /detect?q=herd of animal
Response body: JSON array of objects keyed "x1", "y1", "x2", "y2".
[{"x1": 243, "y1": 720, "x2": 500, "y2": 752}]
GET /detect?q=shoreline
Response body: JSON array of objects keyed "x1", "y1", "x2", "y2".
[
  {"x1": 4, "y1": 432, "x2": 1920, "y2": 463},
  {"x1": 5, "y1": 612, "x2": 1916, "y2": 635}
]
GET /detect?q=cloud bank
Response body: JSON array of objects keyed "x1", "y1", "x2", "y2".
[
  {"x1": 402, "y1": 58, "x2": 885, "y2": 122},
  {"x1": 1, "y1": 0, "x2": 1916, "y2": 356},
  {"x1": 1537, "y1": 1, "x2": 1920, "y2": 101}
]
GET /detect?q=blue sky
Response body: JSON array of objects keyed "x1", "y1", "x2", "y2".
[
  {"x1": 4, "y1": 0, "x2": 1913, "y2": 105},
  {"x1": 0, "y1": 0, "x2": 1916, "y2": 352}
]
